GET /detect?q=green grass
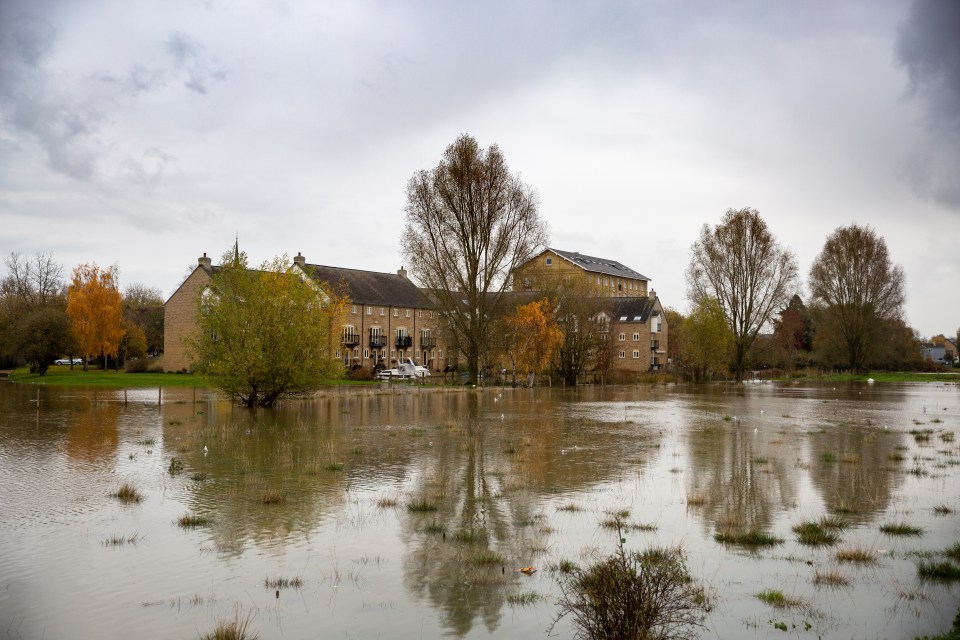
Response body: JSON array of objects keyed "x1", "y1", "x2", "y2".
[
  {"x1": 879, "y1": 521, "x2": 924, "y2": 537},
  {"x1": 264, "y1": 576, "x2": 303, "y2": 590},
  {"x1": 10, "y1": 367, "x2": 207, "y2": 388},
  {"x1": 917, "y1": 560, "x2": 960, "y2": 582},
  {"x1": 818, "y1": 371, "x2": 960, "y2": 383},
  {"x1": 177, "y1": 513, "x2": 210, "y2": 528},
  {"x1": 943, "y1": 542, "x2": 960, "y2": 562},
  {"x1": 835, "y1": 546, "x2": 878, "y2": 564},
  {"x1": 755, "y1": 589, "x2": 804, "y2": 609},
  {"x1": 714, "y1": 529, "x2": 783, "y2": 548},
  {"x1": 793, "y1": 518, "x2": 844, "y2": 546}
]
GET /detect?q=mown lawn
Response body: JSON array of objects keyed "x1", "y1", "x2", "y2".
[
  {"x1": 9, "y1": 367, "x2": 207, "y2": 388},
  {"x1": 821, "y1": 371, "x2": 960, "y2": 383}
]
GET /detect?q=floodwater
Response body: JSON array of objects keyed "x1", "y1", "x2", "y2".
[{"x1": 1, "y1": 380, "x2": 958, "y2": 639}]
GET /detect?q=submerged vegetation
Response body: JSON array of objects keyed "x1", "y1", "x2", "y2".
[
  {"x1": 714, "y1": 530, "x2": 783, "y2": 548},
  {"x1": 111, "y1": 482, "x2": 143, "y2": 503}
]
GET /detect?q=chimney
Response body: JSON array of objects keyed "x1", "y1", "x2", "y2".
[
  {"x1": 397, "y1": 265, "x2": 407, "y2": 278},
  {"x1": 198, "y1": 252, "x2": 212, "y2": 269},
  {"x1": 293, "y1": 252, "x2": 306, "y2": 267},
  {"x1": 650, "y1": 288, "x2": 656, "y2": 299}
]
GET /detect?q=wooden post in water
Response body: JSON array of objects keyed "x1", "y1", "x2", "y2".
[
  {"x1": 158, "y1": 386, "x2": 162, "y2": 406},
  {"x1": 192, "y1": 386, "x2": 196, "y2": 405},
  {"x1": 124, "y1": 389, "x2": 127, "y2": 404}
]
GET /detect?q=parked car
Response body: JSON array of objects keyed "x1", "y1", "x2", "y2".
[
  {"x1": 54, "y1": 358, "x2": 83, "y2": 365},
  {"x1": 377, "y1": 358, "x2": 430, "y2": 380}
]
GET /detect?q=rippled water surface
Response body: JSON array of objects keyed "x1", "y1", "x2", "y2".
[{"x1": 1, "y1": 380, "x2": 958, "y2": 639}]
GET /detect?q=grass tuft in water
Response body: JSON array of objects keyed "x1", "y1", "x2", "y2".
[
  {"x1": 835, "y1": 546, "x2": 878, "y2": 564},
  {"x1": 813, "y1": 569, "x2": 850, "y2": 587},
  {"x1": 406, "y1": 498, "x2": 438, "y2": 513},
  {"x1": 376, "y1": 496, "x2": 399, "y2": 508},
  {"x1": 686, "y1": 492, "x2": 708, "y2": 507},
  {"x1": 549, "y1": 559, "x2": 579, "y2": 574},
  {"x1": 507, "y1": 590, "x2": 543, "y2": 606},
  {"x1": 178, "y1": 513, "x2": 210, "y2": 528},
  {"x1": 916, "y1": 560, "x2": 960, "y2": 582},
  {"x1": 714, "y1": 530, "x2": 783, "y2": 548},
  {"x1": 260, "y1": 491, "x2": 286, "y2": 505},
  {"x1": 264, "y1": 576, "x2": 303, "y2": 590},
  {"x1": 137, "y1": 437, "x2": 156, "y2": 446},
  {"x1": 112, "y1": 482, "x2": 143, "y2": 503},
  {"x1": 473, "y1": 550, "x2": 505, "y2": 566},
  {"x1": 325, "y1": 462, "x2": 344, "y2": 471},
  {"x1": 424, "y1": 523, "x2": 446, "y2": 535},
  {"x1": 943, "y1": 542, "x2": 960, "y2": 562},
  {"x1": 102, "y1": 532, "x2": 142, "y2": 547},
  {"x1": 557, "y1": 502, "x2": 583, "y2": 512},
  {"x1": 792, "y1": 520, "x2": 841, "y2": 546},
  {"x1": 200, "y1": 608, "x2": 258, "y2": 640},
  {"x1": 452, "y1": 529, "x2": 484, "y2": 544},
  {"x1": 820, "y1": 452, "x2": 838, "y2": 463},
  {"x1": 879, "y1": 521, "x2": 923, "y2": 537},
  {"x1": 191, "y1": 472, "x2": 207, "y2": 482},
  {"x1": 754, "y1": 589, "x2": 804, "y2": 609}
]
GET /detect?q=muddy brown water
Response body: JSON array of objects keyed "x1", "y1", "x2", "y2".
[{"x1": 1, "y1": 381, "x2": 958, "y2": 639}]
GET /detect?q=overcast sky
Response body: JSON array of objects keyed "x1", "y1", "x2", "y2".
[{"x1": 1, "y1": 0, "x2": 958, "y2": 337}]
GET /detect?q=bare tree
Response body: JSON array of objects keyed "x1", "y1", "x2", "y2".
[
  {"x1": 686, "y1": 208, "x2": 798, "y2": 382},
  {"x1": 402, "y1": 134, "x2": 548, "y2": 385},
  {"x1": 2, "y1": 252, "x2": 65, "y2": 308},
  {"x1": 808, "y1": 224, "x2": 905, "y2": 373}
]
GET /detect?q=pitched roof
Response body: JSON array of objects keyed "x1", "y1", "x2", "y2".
[
  {"x1": 549, "y1": 248, "x2": 649, "y2": 281},
  {"x1": 303, "y1": 264, "x2": 433, "y2": 308},
  {"x1": 608, "y1": 296, "x2": 658, "y2": 323}
]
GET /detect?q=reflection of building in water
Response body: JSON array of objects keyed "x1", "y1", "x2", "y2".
[
  {"x1": 807, "y1": 427, "x2": 904, "y2": 523},
  {"x1": 685, "y1": 424, "x2": 798, "y2": 534},
  {"x1": 66, "y1": 402, "x2": 120, "y2": 465}
]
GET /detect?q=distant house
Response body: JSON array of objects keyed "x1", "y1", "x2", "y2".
[
  {"x1": 511, "y1": 248, "x2": 668, "y2": 377},
  {"x1": 942, "y1": 338, "x2": 958, "y2": 365},
  {"x1": 921, "y1": 343, "x2": 951, "y2": 366}
]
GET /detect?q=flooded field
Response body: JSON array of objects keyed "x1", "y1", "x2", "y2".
[{"x1": 1, "y1": 380, "x2": 958, "y2": 639}]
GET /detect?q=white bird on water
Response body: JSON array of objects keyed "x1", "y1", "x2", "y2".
[{"x1": 203, "y1": 445, "x2": 208, "y2": 456}]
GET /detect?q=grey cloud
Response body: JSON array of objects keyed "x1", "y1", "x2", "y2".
[
  {"x1": 165, "y1": 31, "x2": 227, "y2": 94},
  {"x1": 0, "y1": 12, "x2": 104, "y2": 180},
  {"x1": 96, "y1": 64, "x2": 166, "y2": 97},
  {"x1": 896, "y1": 0, "x2": 960, "y2": 208}
]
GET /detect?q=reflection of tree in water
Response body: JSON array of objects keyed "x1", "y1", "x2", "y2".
[
  {"x1": 66, "y1": 399, "x2": 120, "y2": 465},
  {"x1": 685, "y1": 424, "x2": 798, "y2": 534},
  {"x1": 807, "y1": 425, "x2": 904, "y2": 523}
]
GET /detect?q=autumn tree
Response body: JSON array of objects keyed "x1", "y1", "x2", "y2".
[
  {"x1": 67, "y1": 263, "x2": 125, "y2": 371},
  {"x1": 501, "y1": 298, "x2": 562, "y2": 386},
  {"x1": 402, "y1": 134, "x2": 548, "y2": 385},
  {"x1": 686, "y1": 208, "x2": 798, "y2": 382},
  {"x1": 192, "y1": 249, "x2": 345, "y2": 407},
  {"x1": 0, "y1": 252, "x2": 72, "y2": 372},
  {"x1": 681, "y1": 297, "x2": 733, "y2": 382},
  {"x1": 808, "y1": 224, "x2": 906, "y2": 373}
]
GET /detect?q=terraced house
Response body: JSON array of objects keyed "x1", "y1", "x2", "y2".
[{"x1": 163, "y1": 252, "x2": 452, "y2": 373}]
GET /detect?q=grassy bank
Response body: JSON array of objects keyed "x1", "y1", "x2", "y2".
[
  {"x1": 817, "y1": 371, "x2": 960, "y2": 383},
  {"x1": 9, "y1": 367, "x2": 207, "y2": 388}
]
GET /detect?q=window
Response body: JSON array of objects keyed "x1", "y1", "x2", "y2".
[
  {"x1": 618, "y1": 350, "x2": 626, "y2": 359},
  {"x1": 418, "y1": 310, "x2": 423, "y2": 318},
  {"x1": 604, "y1": 278, "x2": 609, "y2": 286},
  {"x1": 366, "y1": 306, "x2": 372, "y2": 315},
  {"x1": 439, "y1": 350, "x2": 443, "y2": 358},
  {"x1": 633, "y1": 332, "x2": 640, "y2": 341},
  {"x1": 430, "y1": 311, "x2": 434, "y2": 319},
  {"x1": 405, "y1": 309, "x2": 411, "y2": 318},
  {"x1": 363, "y1": 349, "x2": 369, "y2": 359},
  {"x1": 597, "y1": 275, "x2": 601, "y2": 284},
  {"x1": 391, "y1": 349, "x2": 396, "y2": 359},
  {"x1": 654, "y1": 318, "x2": 661, "y2": 332},
  {"x1": 545, "y1": 257, "x2": 553, "y2": 265},
  {"x1": 353, "y1": 349, "x2": 359, "y2": 358},
  {"x1": 618, "y1": 332, "x2": 625, "y2": 341},
  {"x1": 393, "y1": 308, "x2": 399, "y2": 317},
  {"x1": 632, "y1": 350, "x2": 640, "y2": 359},
  {"x1": 335, "y1": 349, "x2": 341, "y2": 358},
  {"x1": 351, "y1": 305, "x2": 357, "y2": 314},
  {"x1": 619, "y1": 315, "x2": 627, "y2": 321}
]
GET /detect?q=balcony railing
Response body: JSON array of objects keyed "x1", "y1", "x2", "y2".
[
  {"x1": 369, "y1": 332, "x2": 386, "y2": 348},
  {"x1": 342, "y1": 332, "x2": 360, "y2": 346},
  {"x1": 420, "y1": 336, "x2": 437, "y2": 349},
  {"x1": 396, "y1": 335, "x2": 413, "y2": 349}
]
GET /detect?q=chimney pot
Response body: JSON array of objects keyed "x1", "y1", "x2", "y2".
[
  {"x1": 397, "y1": 265, "x2": 407, "y2": 278},
  {"x1": 293, "y1": 252, "x2": 306, "y2": 266},
  {"x1": 199, "y1": 253, "x2": 212, "y2": 268}
]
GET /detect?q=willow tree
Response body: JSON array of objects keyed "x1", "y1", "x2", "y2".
[
  {"x1": 67, "y1": 263, "x2": 124, "y2": 371},
  {"x1": 192, "y1": 249, "x2": 345, "y2": 408},
  {"x1": 402, "y1": 134, "x2": 548, "y2": 385},
  {"x1": 808, "y1": 224, "x2": 905, "y2": 373},
  {"x1": 686, "y1": 208, "x2": 797, "y2": 382}
]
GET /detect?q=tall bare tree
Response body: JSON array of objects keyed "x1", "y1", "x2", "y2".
[
  {"x1": 808, "y1": 224, "x2": 905, "y2": 373},
  {"x1": 402, "y1": 134, "x2": 548, "y2": 385},
  {"x1": 686, "y1": 208, "x2": 798, "y2": 382}
]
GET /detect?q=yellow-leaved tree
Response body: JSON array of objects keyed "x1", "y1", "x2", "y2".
[
  {"x1": 67, "y1": 263, "x2": 125, "y2": 371},
  {"x1": 502, "y1": 298, "x2": 562, "y2": 387}
]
